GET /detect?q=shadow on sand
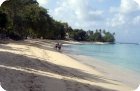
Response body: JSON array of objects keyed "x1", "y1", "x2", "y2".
[{"x1": 0, "y1": 49, "x2": 117, "y2": 91}]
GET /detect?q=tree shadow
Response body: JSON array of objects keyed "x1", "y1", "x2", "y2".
[{"x1": 0, "y1": 51, "x2": 117, "y2": 91}]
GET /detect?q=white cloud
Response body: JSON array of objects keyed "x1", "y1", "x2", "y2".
[
  {"x1": 110, "y1": 0, "x2": 140, "y2": 14},
  {"x1": 134, "y1": 0, "x2": 140, "y2": 6},
  {"x1": 49, "y1": 0, "x2": 104, "y2": 29},
  {"x1": 48, "y1": 0, "x2": 140, "y2": 41},
  {"x1": 108, "y1": 0, "x2": 140, "y2": 27},
  {"x1": 105, "y1": 0, "x2": 140, "y2": 42},
  {"x1": 107, "y1": 14, "x2": 126, "y2": 27},
  {"x1": 37, "y1": 0, "x2": 48, "y2": 6},
  {"x1": 0, "y1": 0, "x2": 6, "y2": 6},
  {"x1": 120, "y1": 0, "x2": 140, "y2": 14}
]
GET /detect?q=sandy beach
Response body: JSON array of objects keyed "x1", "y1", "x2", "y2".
[{"x1": 0, "y1": 39, "x2": 133, "y2": 91}]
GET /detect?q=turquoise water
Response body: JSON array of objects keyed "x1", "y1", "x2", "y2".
[{"x1": 64, "y1": 43, "x2": 140, "y2": 73}]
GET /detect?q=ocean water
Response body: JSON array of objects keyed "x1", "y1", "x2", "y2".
[{"x1": 64, "y1": 43, "x2": 140, "y2": 73}]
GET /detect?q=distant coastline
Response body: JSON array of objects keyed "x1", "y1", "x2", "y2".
[
  {"x1": 117, "y1": 42, "x2": 139, "y2": 45},
  {"x1": 63, "y1": 41, "x2": 116, "y2": 45}
]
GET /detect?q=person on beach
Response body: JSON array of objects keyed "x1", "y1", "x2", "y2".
[
  {"x1": 57, "y1": 43, "x2": 62, "y2": 51},
  {"x1": 55, "y1": 43, "x2": 59, "y2": 49},
  {"x1": 55, "y1": 42, "x2": 62, "y2": 51}
]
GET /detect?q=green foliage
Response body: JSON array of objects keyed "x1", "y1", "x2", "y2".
[
  {"x1": 103, "y1": 32, "x2": 115, "y2": 42},
  {"x1": 0, "y1": 11, "x2": 7, "y2": 31},
  {"x1": 0, "y1": 0, "x2": 66, "y2": 40},
  {"x1": 69, "y1": 29, "x2": 88, "y2": 41},
  {"x1": 87, "y1": 29, "x2": 115, "y2": 43},
  {"x1": 92, "y1": 31, "x2": 102, "y2": 41},
  {"x1": 68, "y1": 29, "x2": 115, "y2": 43}
]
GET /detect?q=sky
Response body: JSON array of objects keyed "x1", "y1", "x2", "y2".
[{"x1": 0, "y1": 0, "x2": 140, "y2": 42}]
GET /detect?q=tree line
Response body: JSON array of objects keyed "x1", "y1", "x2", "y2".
[
  {"x1": 68, "y1": 29, "x2": 115, "y2": 42},
  {"x1": 0, "y1": 0, "x2": 115, "y2": 43},
  {"x1": 0, "y1": 0, "x2": 66, "y2": 40}
]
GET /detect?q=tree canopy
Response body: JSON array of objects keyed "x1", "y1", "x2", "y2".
[
  {"x1": 0, "y1": 0, "x2": 115, "y2": 43},
  {"x1": 68, "y1": 29, "x2": 115, "y2": 43},
  {"x1": 0, "y1": 0, "x2": 66, "y2": 40},
  {"x1": 0, "y1": 11, "x2": 7, "y2": 32}
]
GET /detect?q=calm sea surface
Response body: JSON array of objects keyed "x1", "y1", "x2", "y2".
[{"x1": 64, "y1": 43, "x2": 140, "y2": 73}]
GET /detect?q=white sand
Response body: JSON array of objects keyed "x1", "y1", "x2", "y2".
[{"x1": 0, "y1": 39, "x2": 133, "y2": 91}]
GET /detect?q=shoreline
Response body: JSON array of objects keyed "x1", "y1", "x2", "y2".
[
  {"x1": 62, "y1": 41, "x2": 115, "y2": 45},
  {"x1": 65, "y1": 53, "x2": 140, "y2": 89},
  {"x1": 62, "y1": 41, "x2": 140, "y2": 88},
  {"x1": 0, "y1": 39, "x2": 133, "y2": 91}
]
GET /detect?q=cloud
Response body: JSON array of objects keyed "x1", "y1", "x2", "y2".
[
  {"x1": 104, "y1": 0, "x2": 140, "y2": 42},
  {"x1": 108, "y1": 0, "x2": 140, "y2": 27},
  {"x1": 37, "y1": 0, "x2": 48, "y2": 6},
  {"x1": 48, "y1": 0, "x2": 140, "y2": 42},
  {"x1": 0, "y1": 0, "x2": 6, "y2": 6},
  {"x1": 120, "y1": 0, "x2": 140, "y2": 14},
  {"x1": 110, "y1": 0, "x2": 140, "y2": 14},
  {"x1": 48, "y1": 0, "x2": 104, "y2": 29},
  {"x1": 63, "y1": 0, "x2": 103, "y2": 21},
  {"x1": 134, "y1": 0, "x2": 140, "y2": 6},
  {"x1": 107, "y1": 14, "x2": 126, "y2": 27}
]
